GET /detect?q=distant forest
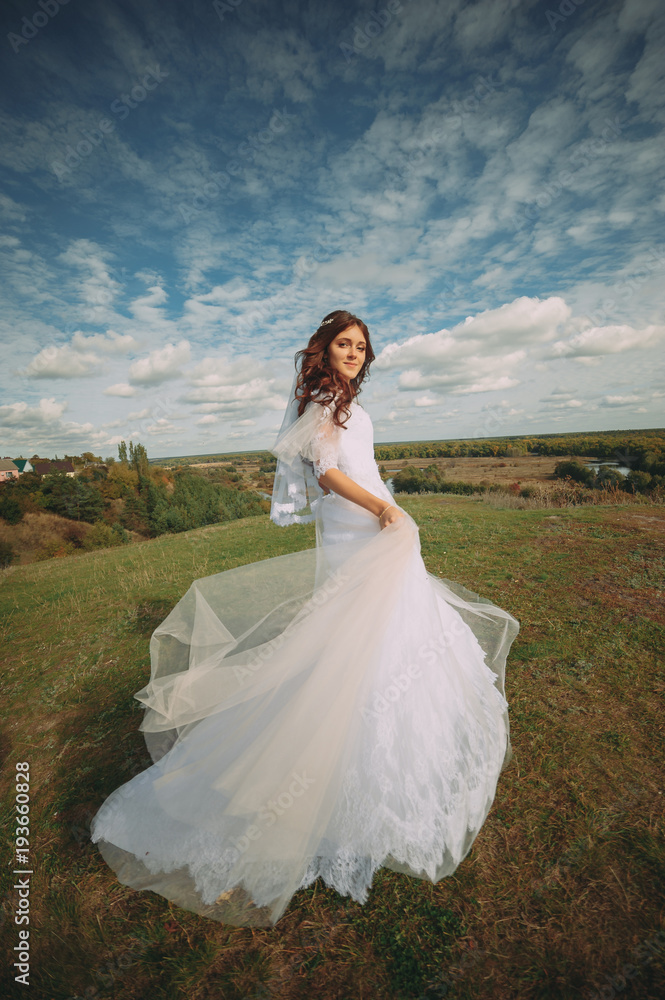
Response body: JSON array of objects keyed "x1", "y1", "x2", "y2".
[
  {"x1": 372, "y1": 428, "x2": 665, "y2": 462},
  {"x1": 154, "y1": 428, "x2": 665, "y2": 465}
]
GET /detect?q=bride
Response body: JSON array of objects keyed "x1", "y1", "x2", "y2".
[{"x1": 90, "y1": 310, "x2": 519, "y2": 928}]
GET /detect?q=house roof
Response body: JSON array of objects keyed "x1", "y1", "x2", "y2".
[
  {"x1": 0, "y1": 459, "x2": 19, "y2": 472},
  {"x1": 33, "y1": 460, "x2": 76, "y2": 475},
  {"x1": 13, "y1": 459, "x2": 31, "y2": 472}
]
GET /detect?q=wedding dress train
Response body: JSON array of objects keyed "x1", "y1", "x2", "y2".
[{"x1": 90, "y1": 395, "x2": 519, "y2": 927}]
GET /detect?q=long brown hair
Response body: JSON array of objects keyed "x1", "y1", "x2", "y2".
[{"x1": 293, "y1": 310, "x2": 375, "y2": 427}]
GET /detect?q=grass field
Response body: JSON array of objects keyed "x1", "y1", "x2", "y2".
[{"x1": 1, "y1": 495, "x2": 664, "y2": 1000}]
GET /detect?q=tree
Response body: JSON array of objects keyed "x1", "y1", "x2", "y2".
[
  {"x1": 118, "y1": 440, "x2": 128, "y2": 464},
  {"x1": 594, "y1": 465, "x2": 624, "y2": 489},
  {"x1": 624, "y1": 470, "x2": 652, "y2": 494},
  {"x1": 131, "y1": 443, "x2": 150, "y2": 476},
  {"x1": 554, "y1": 459, "x2": 595, "y2": 486},
  {"x1": 40, "y1": 473, "x2": 106, "y2": 522},
  {"x1": 0, "y1": 493, "x2": 23, "y2": 524}
]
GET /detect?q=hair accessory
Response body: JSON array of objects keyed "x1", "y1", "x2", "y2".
[{"x1": 320, "y1": 317, "x2": 335, "y2": 326}]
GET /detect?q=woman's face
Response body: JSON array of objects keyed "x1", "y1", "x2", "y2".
[{"x1": 326, "y1": 324, "x2": 367, "y2": 382}]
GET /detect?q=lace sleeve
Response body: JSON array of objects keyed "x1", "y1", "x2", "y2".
[
  {"x1": 307, "y1": 403, "x2": 342, "y2": 478},
  {"x1": 269, "y1": 398, "x2": 342, "y2": 526}
]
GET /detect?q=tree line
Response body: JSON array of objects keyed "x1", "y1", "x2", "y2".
[{"x1": 373, "y1": 429, "x2": 665, "y2": 463}]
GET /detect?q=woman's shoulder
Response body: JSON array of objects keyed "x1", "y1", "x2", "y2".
[{"x1": 304, "y1": 393, "x2": 365, "y2": 418}]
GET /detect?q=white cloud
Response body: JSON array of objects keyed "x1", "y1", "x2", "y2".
[
  {"x1": 128, "y1": 340, "x2": 191, "y2": 384},
  {"x1": 22, "y1": 346, "x2": 101, "y2": 379},
  {"x1": 70, "y1": 330, "x2": 139, "y2": 354},
  {"x1": 104, "y1": 383, "x2": 137, "y2": 397},
  {"x1": 0, "y1": 398, "x2": 67, "y2": 427},
  {"x1": 182, "y1": 376, "x2": 283, "y2": 411},
  {"x1": 129, "y1": 285, "x2": 169, "y2": 325},
  {"x1": 186, "y1": 356, "x2": 270, "y2": 388},
  {"x1": 21, "y1": 327, "x2": 140, "y2": 379},
  {"x1": 600, "y1": 394, "x2": 644, "y2": 407},
  {"x1": 550, "y1": 323, "x2": 665, "y2": 358},
  {"x1": 375, "y1": 297, "x2": 568, "y2": 395},
  {"x1": 146, "y1": 419, "x2": 178, "y2": 434}
]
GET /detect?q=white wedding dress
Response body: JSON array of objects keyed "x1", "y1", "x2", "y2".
[{"x1": 90, "y1": 395, "x2": 519, "y2": 927}]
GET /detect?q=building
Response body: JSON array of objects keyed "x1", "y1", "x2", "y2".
[
  {"x1": 32, "y1": 460, "x2": 76, "y2": 478},
  {"x1": 12, "y1": 459, "x2": 34, "y2": 475},
  {"x1": 0, "y1": 459, "x2": 19, "y2": 482}
]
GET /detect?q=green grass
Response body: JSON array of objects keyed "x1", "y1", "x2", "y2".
[{"x1": 1, "y1": 497, "x2": 664, "y2": 999}]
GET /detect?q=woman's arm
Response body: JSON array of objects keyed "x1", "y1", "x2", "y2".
[{"x1": 317, "y1": 468, "x2": 404, "y2": 525}]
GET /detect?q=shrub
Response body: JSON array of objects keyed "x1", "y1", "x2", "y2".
[
  {"x1": 624, "y1": 470, "x2": 652, "y2": 494},
  {"x1": 0, "y1": 493, "x2": 23, "y2": 524},
  {"x1": 595, "y1": 465, "x2": 625, "y2": 489},
  {"x1": 111, "y1": 522, "x2": 130, "y2": 544},
  {"x1": 82, "y1": 521, "x2": 121, "y2": 551},
  {"x1": 62, "y1": 521, "x2": 89, "y2": 548},
  {"x1": 554, "y1": 459, "x2": 595, "y2": 486},
  {"x1": 0, "y1": 539, "x2": 15, "y2": 568},
  {"x1": 35, "y1": 537, "x2": 75, "y2": 560},
  {"x1": 392, "y1": 465, "x2": 447, "y2": 494}
]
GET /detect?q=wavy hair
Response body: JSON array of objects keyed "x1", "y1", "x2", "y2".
[{"x1": 293, "y1": 310, "x2": 375, "y2": 427}]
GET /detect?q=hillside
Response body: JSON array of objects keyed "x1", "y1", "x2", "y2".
[{"x1": 1, "y1": 497, "x2": 664, "y2": 999}]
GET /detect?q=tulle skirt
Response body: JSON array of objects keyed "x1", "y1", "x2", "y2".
[{"x1": 90, "y1": 493, "x2": 519, "y2": 927}]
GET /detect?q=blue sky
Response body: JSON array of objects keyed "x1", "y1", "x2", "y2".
[{"x1": 1, "y1": 0, "x2": 663, "y2": 459}]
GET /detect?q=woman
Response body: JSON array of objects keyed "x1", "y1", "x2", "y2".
[{"x1": 90, "y1": 310, "x2": 519, "y2": 928}]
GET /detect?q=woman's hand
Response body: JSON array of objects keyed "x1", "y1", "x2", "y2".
[{"x1": 379, "y1": 504, "x2": 405, "y2": 529}]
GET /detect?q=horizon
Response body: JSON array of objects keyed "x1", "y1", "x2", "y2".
[{"x1": 7, "y1": 424, "x2": 664, "y2": 466}]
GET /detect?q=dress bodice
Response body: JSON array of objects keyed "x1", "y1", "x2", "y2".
[
  {"x1": 308, "y1": 398, "x2": 391, "y2": 499},
  {"x1": 335, "y1": 401, "x2": 387, "y2": 494}
]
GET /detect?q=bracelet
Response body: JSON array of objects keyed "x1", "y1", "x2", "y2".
[{"x1": 378, "y1": 504, "x2": 393, "y2": 518}]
